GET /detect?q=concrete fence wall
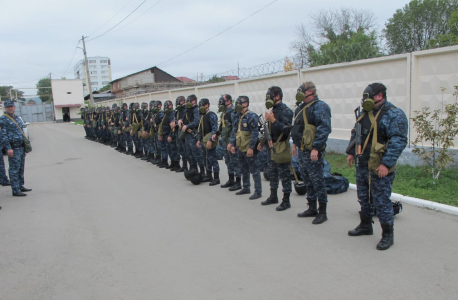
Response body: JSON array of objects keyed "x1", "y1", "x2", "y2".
[{"x1": 95, "y1": 45, "x2": 458, "y2": 152}]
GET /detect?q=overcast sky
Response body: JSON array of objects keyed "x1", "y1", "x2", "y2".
[{"x1": 0, "y1": 0, "x2": 411, "y2": 96}]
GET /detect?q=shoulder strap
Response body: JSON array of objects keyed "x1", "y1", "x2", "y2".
[
  {"x1": 237, "y1": 110, "x2": 251, "y2": 131},
  {"x1": 294, "y1": 100, "x2": 317, "y2": 125},
  {"x1": 4, "y1": 114, "x2": 26, "y2": 139}
]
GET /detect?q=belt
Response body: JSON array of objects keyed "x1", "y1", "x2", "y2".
[{"x1": 10, "y1": 141, "x2": 24, "y2": 149}]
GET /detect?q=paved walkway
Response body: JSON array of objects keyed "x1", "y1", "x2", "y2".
[{"x1": 1, "y1": 123, "x2": 457, "y2": 300}]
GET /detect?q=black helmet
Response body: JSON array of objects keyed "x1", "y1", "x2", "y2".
[
  {"x1": 199, "y1": 98, "x2": 210, "y2": 107},
  {"x1": 155, "y1": 100, "x2": 162, "y2": 107},
  {"x1": 149, "y1": 100, "x2": 155, "y2": 109},
  {"x1": 129, "y1": 103, "x2": 134, "y2": 110},
  {"x1": 294, "y1": 181, "x2": 307, "y2": 195},
  {"x1": 235, "y1": 96, "x2": 249, "y2": 105},
  {"x1": 141, "y1": 102, "x2": 148, "y2": 109},
  {"x1": 112, "y1": 103, "x2": 117, "y2": 109},
  {"x1": 176, "y1": 96, "x2": 185, "y2": 106}
]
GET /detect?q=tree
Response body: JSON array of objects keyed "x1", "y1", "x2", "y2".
[
  {"x1": 0, "y1": 85, "x2": 25, "y2": 101},
  {"x1": 97, "y1": 84, "x2": 111, "y2": 92},
  {"x1": 290, "y1": 7, "x2": 381, "y2": 68},
  {"x1": 207, "y1": 75, "x2": 226, "y2": 83},
  {"x1": 384, "y1": 0, "x2": 458, "y2": 54},
  {"x1": 36, "y1": 77, "x2": 52, "y2": 103},
  {"x1": 428, "y1": 10, "x2": 458, "y2": 48},
  {"x1": 283, "y1": 56, "x2": 295, "y2": 71}
]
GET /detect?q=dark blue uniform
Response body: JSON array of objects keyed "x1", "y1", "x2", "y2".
[
  {"x1": 220, "y1": 105, "x2": 240, "y2": 178},
  {"x1": 176, "y1": 108, "x2": 188, "y2": 165},
  {"x1": 231, "y1": 110, "x2": 262, "y2": 195},
  {"x1": 0, "y1": 113, "x2": 26, "y2": 194},
  {"x1": 198, "y1": 111, "x2": 219, "y2": 173},
  {"x1": 184, "y1": 106, "x2": 204, "y2": 168},
  {"x1": 292, "y1": 97, "x2": 332, "y2": 204},
  {"x1": 267, "y1": 102, "x2": 293, "y2": 194},
  {"x1": 347, "y1": 100, "x2": 408, "y2": 225}
]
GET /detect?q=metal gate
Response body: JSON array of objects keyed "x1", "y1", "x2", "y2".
[{"x1": 17, "y1": 103, "x2": 54, "y2": 123}]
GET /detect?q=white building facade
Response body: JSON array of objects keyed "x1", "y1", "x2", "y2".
[
  {"x1": 51, "y1": 79, "x2": 84, "y2": 122},
  {"x1": 73, "y1": 56, "x2": 112, "y2": 95}
]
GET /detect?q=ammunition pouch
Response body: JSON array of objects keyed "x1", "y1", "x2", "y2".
[
  {"x1": 178, "y1": 129, "x2": 187, "y2": 140},
  {"x1": 221, "y1": 122, "x2": 232, "y2": 143},
  {"x1": 301, "y1": 124, "x2": 317, "y2": 151},
  {"x1": 236, "y1": 130, "x2": 251, "y2": 153},
  {"x1": 271, "y1": 135, "x2": 291, "y2": 164},
  {"x1": 369, "y1": 142, "x2": 396, "y2": 175},
  {"x1": 203, "y1": 132, "x2": 219, "y2": 150},
  {"x1": 132, "y1": 123, "x2": 141, "y2": 134}
]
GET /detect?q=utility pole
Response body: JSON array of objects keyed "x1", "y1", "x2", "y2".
[
  {"x1": 81, "y1": 36, "x2": 94, "y2": 106},
  {"x1": 49, "y1": 73, "x2": 56, "y2": 122}
]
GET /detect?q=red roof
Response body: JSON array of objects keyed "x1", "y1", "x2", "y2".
[{"x1": 176, "y1": 77, "x2": 195, "y2": 82}]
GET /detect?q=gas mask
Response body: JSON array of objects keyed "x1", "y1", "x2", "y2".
[
  {"x1": 199, "y1": 105, "x2": 207, "y2": 114},
  {"x1": 362, "y1": 86, "x2": 375, "y2": 112},
  {"x1": 235, "y1": 97, "x2": 247, "y2": 113},
  {"x1": 296, "y1": 84, "x2": 315, "y2": 105},
  {"x1": 218, "y1": 96, "x2": 226, "y2": 112},
  {"x1": 186, "y1": 101, "x2": 192, "y2": 109},
  {"x1": 265, "y1": 91, "x2": 276, "y2": 109}
]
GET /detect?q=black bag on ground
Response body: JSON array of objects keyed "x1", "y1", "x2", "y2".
[{"x1": 325, "y1": 172, "x2": 349, "y2": 195}]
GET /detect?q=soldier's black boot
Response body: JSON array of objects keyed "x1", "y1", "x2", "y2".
[
  {"x1": 376, "y1": 223, "x2": 394, "y2": 250},
  {"x1": 119, "y1": 147, "x2": 126, "y2": 153},
  {"x1": 209, "y1": 172, "x2": 220, "y2": 186},
  {"x1": 166, "y1": 160, "x2": 174, "y2": 169},
  {"x1": 159, "y1": 159, "x2": 168, "y2": 168},
  {"x1": 229, "y1": 177, "x2": 242, "y2": 191},
  {"x1": 152, "y1": 154, "x2": 161, "y2": 165},
  {"x1": 141, "y1": 152, "x2": 150, "y2": 160},
  {"x1": 135, "y1": 150, "x2": 143, "y2": 158},
  {"x1": 348, "y1": 212, "x2": 374, "y2": 236},
  {"x1": 297, "y1": 199, "x2": 318, "y2": 218},
  {"x1": 110, "y1": 141, "x2": 117, "y2": 148},
  {"x1": 312, "y1": 202, "x2": 328, "y2": 224},
  {"x1": 202, "y1": 169, "x2": 212, "y2": 183},
  {"x1": 261, "y1": 188, "x2": 279, "y2": 205},
  {"x1": 236, "y1": 188, "x2": 251, "y2": 195},
  {"x1": 126, "y1": 148, "x2": 134, "y2": 155},
  {"x1": 170, "y1": 161, "x2": 180, "y2": 171},
  {"x1": 221, "y1": 174, "x2": 235, "y2": 188},
  {"x1": 175, "y1": 160, "x2": 186, "y2": 173},
  {"x1": 276, "y1": 193, "x2": 291, "y2": 211}
]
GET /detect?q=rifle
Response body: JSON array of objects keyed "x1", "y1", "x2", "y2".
[
  {"x1": 259, "y1": 113, "x2": 273, "y2": 154},
  {"x1": 354, "y1": 107, "x2": 362, "y2": 168}
]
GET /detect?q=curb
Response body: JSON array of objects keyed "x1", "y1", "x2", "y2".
[
  {"x1": 71, "y1": 122, "x2": 83, "y2": 126},
  {"x1": 348, "y1": 184, "x2": 458, "y2": 216}
]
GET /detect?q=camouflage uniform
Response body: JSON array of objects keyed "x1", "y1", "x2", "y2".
[
  {"x1": 0, "y1": 112, "x2": 27, "y2": 194},
  {"x1": 166, "y1": 110, "x2": 180, "y2": 165},
  {"x1": 198, "y1": 111, "x2": 219, "y2": 173},
  {"x1": 347, "y1": 100, "x2": 408, "y2": 225},
  {"x1": 175, "y1": 107, "x2": 188, "y2": 170},
  {"x1": 292, "y1": 96, "x2": 332, "y2": 224},
  {"x1": 219, "y1": 105, "x2": 241, "y2": 179},
  {"x1": 155, "y1": 109, "x2": 166, "y2": 161},
  {"x1": 266, "y1": 102, "x2": 293, "y2": 194},
  {"x1": 0, "y1": 146, "x2": 9, "y2": 184},
  {"x1": 231, "y1": 110, "x2": 262, "y2": 196},
  {"x1": 184, "y1": 105, "x2": 204, "y2": 168}
]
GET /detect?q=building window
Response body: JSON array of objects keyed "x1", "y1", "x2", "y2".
[
  {"x1": 91, "y1": 82, "x2": 98, "y2": 86},
  {"x1": 90, "y1": 71, "x2": 97, "y2": 75},
  {"x1": 89, "y1": 65, "x2": 96, "y2": 69},
  {"x1": 100, "y1": 60, "x2": 107, "y2": 63},
  {"x1": 90, "y1": 76, "x2": 97, "y2": 80},
  {"x1": 88, "y1": 60, "x2": 96, "y2": 63},
  {"x1": 102, "y1": 81, "x2": 109, "y2": 85},
  {"x1": 102, "y1": 76, "x2": 109, "y2": 80},
  {"x1": 101, "y1": 71, "x2": 107, "y2": 74},
  {"x1": 101, "y1": 65, "x2": 108, "y2": 69}
]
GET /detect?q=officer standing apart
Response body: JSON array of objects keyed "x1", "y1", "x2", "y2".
[
  {"x1": 0, "y1": 100, "x2": 32, "y2": 196},
  {"x1": 292, "y1": 82, "x2": 331, "y2": 224},
  {"x1": 229, "y1": 96, "x2": 262, "y2": 200},
  {"x1": 258, "y1": 86, "x2": 293, "y2": 211},
  {"x1": 346, "y1": 83, "x2": 408, "y2": 250}
]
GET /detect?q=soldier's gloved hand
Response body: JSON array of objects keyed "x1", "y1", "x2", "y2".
[
  {"x1": 247, "y1": 148, "x2": 254, "y2": 157},
  {"x1": 292, "y1": 144, "x2": 297, "y2": 157},
  {"x1": 196, "y1": 141, "x2": 201, "y2": 148},
  {"x1": 7, "y1": 149, "x2": 14, "y2": 158},
  {"x1": 346, "y1": 155, "x2": 354, "y2": 167},
  {"x1": 376, "y1": 164, "x2": 389, "y2": 178},
  {"x1": 167, "y1": 136, "x2": 172, "y2": 143}
]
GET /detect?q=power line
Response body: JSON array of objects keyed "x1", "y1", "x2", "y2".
[
  {"x1": 87, "y1": 0, "x2": 136, "y2": 37},
  {"x1": 0, "y1": 75, "x2": 48, "y2": 85},
  {"x1": 87, "y1": 0, "x2": 148, "y2": 42},
  {"x1": 158, "y1": 0, "x2": 279, "y2": 66},
  {"x1": 59, "y1": 41, "x2": 81, "y2": 78},
  {"x1": 110, "y1": 0, "x2": 162, "y2": 34}
]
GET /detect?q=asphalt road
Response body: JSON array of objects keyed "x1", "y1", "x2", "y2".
[{"x1": 1, "y1": 122, "x2": 457, "y2": 300}]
